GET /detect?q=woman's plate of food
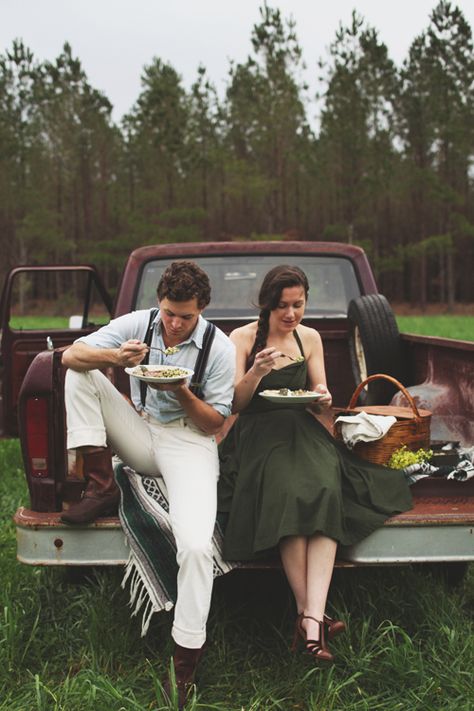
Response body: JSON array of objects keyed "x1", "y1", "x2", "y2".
[
  {"x1": 125, "y1": 364, "x2": 194, "y2": 383},
  {"x1": 259, "y1": 388, "x2": 325, "y2": 404}
]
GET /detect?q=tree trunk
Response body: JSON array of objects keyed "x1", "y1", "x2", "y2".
[{"x1": 446, "y1": 251, "x2": 455, "y2": 313}]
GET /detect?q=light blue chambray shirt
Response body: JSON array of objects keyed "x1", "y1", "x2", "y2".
[{"x1": 77, "y1": 309, "x2": 235, "y2": 423}]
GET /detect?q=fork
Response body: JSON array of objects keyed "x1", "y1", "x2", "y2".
[
  {"x1": 280, "y1": 353, "x2": 302, "y2": 362},
  {"x1": 148, "y1": 346, "x2": 180, "y2": 356}
]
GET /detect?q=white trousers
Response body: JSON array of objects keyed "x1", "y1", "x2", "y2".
[{"x1": 65, "y1": 369, "x2": 219, "y2": 648}]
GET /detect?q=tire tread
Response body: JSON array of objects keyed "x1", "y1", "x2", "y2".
[{"x1": 348, "y1": 294, "x2": 404, "y2": 404}]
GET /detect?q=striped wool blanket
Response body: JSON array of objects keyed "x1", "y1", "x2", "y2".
[{"x1": 115, "y1": 463, "x2": 238, "y2": 636}]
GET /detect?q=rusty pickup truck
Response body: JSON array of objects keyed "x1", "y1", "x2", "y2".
[{"x1": 2, "y1": 241, "x2": 473, "y2": 580}]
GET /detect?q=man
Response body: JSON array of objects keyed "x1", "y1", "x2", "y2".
[{"x1": 61, "y1": 260, "x2": 235, "y2": 706}]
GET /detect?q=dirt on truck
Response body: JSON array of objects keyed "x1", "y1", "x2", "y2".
[{"x1": 1, "y1": 241, "x2": 473, "y2": 581}]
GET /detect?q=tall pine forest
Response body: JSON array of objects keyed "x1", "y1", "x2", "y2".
[{"x1": 1, "y1": 1, "x2": 473, "y2": 307}]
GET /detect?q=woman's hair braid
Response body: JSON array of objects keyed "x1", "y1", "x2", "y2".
[{"x1": 247, "y1": 309, "x2": 270, "y2": 369}]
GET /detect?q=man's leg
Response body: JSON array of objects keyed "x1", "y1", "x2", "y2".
[
  {"x1": 61, "y1": 444, "x2": 120, "y2": 524},
  {"x1": 63, "y1": 369, "x2": 158, "y2": 523},
  {"x1": 151, "y1": 421, "x2": 218, "y2": 648},
  {"x1": 149, "y1": 419, "x2": 218, "y2": 704}
]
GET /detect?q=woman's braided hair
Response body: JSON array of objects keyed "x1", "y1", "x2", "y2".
[{"x1": 247, "y1": 265, "x2": 309, "y2": 369}]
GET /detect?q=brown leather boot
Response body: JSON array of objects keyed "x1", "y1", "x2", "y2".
[
  {"x1": 61, "y1": 447, "x2": 120, "y2": 525},
  {"x1": 163, "y1": 643, "x2": 205, "y2": 709}
]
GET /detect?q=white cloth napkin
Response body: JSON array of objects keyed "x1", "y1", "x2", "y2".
[{"x1": 335, "y1": 412, "x2": 397, "y2": 449}]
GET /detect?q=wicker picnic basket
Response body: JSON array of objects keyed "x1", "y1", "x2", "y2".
[{"x1": 334, "y1": 374, "x2": 432, "y2": 465}]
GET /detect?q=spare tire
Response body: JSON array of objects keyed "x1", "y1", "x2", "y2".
[{"x1": 347, "y1": 294, "x2": 405, "y2": 405}]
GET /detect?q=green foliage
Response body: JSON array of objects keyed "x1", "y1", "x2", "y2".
[
  {"x1": 408, "y1": 233, "x2": 454, "y2": 258},
  {"x1": 373, "y1": 245, "x2": 405, "y2": 275},
  {"x1": 396, "y1": 1, "x2": 474, "y2": 304},
  {"x1": 249, "y1": 232, "x2": 285, "y2": 242},
  {"x1": 0, "y1": 3, "x2": 474, "y2": 304},
  {"x1": 322, "y1": 223, "x2": 351, "y2": 242},
  {"x1": 388, "y1": 445, "x2": 434, "y2": 469},
  {"x1": 223, "y1": 3, "x2": 310, "y2": 236}
]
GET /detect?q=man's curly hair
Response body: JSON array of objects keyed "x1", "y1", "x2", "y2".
[{"x1": 157, "y1": 260, "x2": 211, "y2": 309}]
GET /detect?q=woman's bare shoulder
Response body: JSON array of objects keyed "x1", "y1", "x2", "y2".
[
  {"x1": 297, "y1": 324, "x2": 322, "y2": 350},
  {"x1": 230, "y1": 322, "x2": 257, "y2": 345}
]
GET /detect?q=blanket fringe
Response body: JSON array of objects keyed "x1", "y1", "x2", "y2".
[
  {"x1": 121, "y1": 554, "x2": 135, "y2": 589},
  {"x1": 140, "y1": 598, "x2": 155, "y2": 637},
  {"x1": 122, "y1": 553, "x2": 173, "y2": 636},
  {"x1": 117, "y1": 464, "x2": 235, "y2": 638}
]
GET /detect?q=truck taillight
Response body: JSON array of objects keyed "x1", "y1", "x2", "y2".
[{"x1": 25, "y1": 397, "x2": 50, "y2": 478}]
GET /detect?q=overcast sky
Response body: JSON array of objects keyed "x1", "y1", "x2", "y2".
[{"x1": 2, "y1": 0, "x2": 474, "y2": 123}]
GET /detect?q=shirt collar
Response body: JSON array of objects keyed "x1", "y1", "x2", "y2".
[{"x1": 154, "y1": 310, "x2": 206, "y2": 349}]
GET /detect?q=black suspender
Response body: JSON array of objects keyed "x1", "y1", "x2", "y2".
[
  {"x1": 140, "y1": 308, "x2": 159, "y2": 408},
  {"x1": 139, "y1": 309, "x2": 216, "y2": 408},
  {"x1": 190, "y1": 322, "x2": 216, "y2": 400}
]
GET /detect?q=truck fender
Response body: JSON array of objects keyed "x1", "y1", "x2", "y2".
[{"x1": 347, "y1": 294, "x2": 405, "y2": 404}]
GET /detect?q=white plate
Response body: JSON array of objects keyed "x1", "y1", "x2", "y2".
[
  {"x1": 125, "y1": 365, "x2": 194, "y2": 383},
  {"x1": 259, "y1": 389, "x2": 324, "y2": 404}
]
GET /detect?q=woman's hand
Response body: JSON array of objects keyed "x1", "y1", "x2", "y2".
[
  {"x1": 251, "y1": 347, "x2": 281, "y2": 378},
  {"x1": 314, "y1": 383, "x2": 332, "y2": 409}
]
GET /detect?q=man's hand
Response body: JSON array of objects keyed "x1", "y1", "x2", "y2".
[
  {"x1": 147, "y1": 378, "x2": 224, "y2": 435},
  {"x1": 115, "y1": 340, "x2": 149, "y2": 367},
  {"x1": 148, "y1": 378, "x2": 188, "y2": 393}
]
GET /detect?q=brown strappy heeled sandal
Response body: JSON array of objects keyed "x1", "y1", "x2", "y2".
[
  {"x1": 292, "y1": 613, "x2": 334, "y2": 663},
  {"x1": 324, "y1": 614, "x2": 346, "y2": 640},
  {"x1": 291, "y1": 612, "x2": 305, "y2": 652},
  {"x1": 291, "y1": 612, "x2": 345, "y2": 650}
]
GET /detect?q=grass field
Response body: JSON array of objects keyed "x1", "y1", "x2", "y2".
[
  {"x1": 2, "y1": 314, "x2": 473, "y2": 709},
  {"x1": 9, "y1": 316, "x2": 109, "y2": 330},
  {"x1": 396, "y1": 316, "x2": 474, "y2": 342},
  {"x1": 8, "y1": 315, "x2": 474, "y2": 343},
  {"x1": 1, "y1": 439, "x2": 473, "y2": 710}
]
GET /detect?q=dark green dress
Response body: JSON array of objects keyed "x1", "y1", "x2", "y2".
[{"x1": 218, "y1": 342, "x2": 412, "y2": 561}]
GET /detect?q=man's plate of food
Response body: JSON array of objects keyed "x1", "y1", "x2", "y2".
[
  {"x1": 125, "y1": 364, "x2": 194, "y2": 383},
  {"x1": 259, "y1": 388, "x2": 325, "y2": 404}
]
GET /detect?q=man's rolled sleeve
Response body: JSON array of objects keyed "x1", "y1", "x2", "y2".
[{"x1": 77, "y1": 311, "x2": 148, "y2": 349}]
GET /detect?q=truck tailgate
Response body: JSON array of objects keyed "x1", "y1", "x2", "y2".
[{"x1": 14, "y1": 485, "x2": 474, "y2": 566}]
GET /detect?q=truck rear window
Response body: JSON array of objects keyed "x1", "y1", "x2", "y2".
[{"x1": 135, "y1": 255, "x2": 361, "y2": 318}]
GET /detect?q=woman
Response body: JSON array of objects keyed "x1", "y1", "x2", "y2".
[{"x1": 218, "y1": 265, "x2": 412, "y2": 663}]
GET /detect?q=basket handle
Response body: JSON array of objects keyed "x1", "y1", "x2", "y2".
[{"x1": 348, "y1": 374, "x2": 422, "y2": 421}]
